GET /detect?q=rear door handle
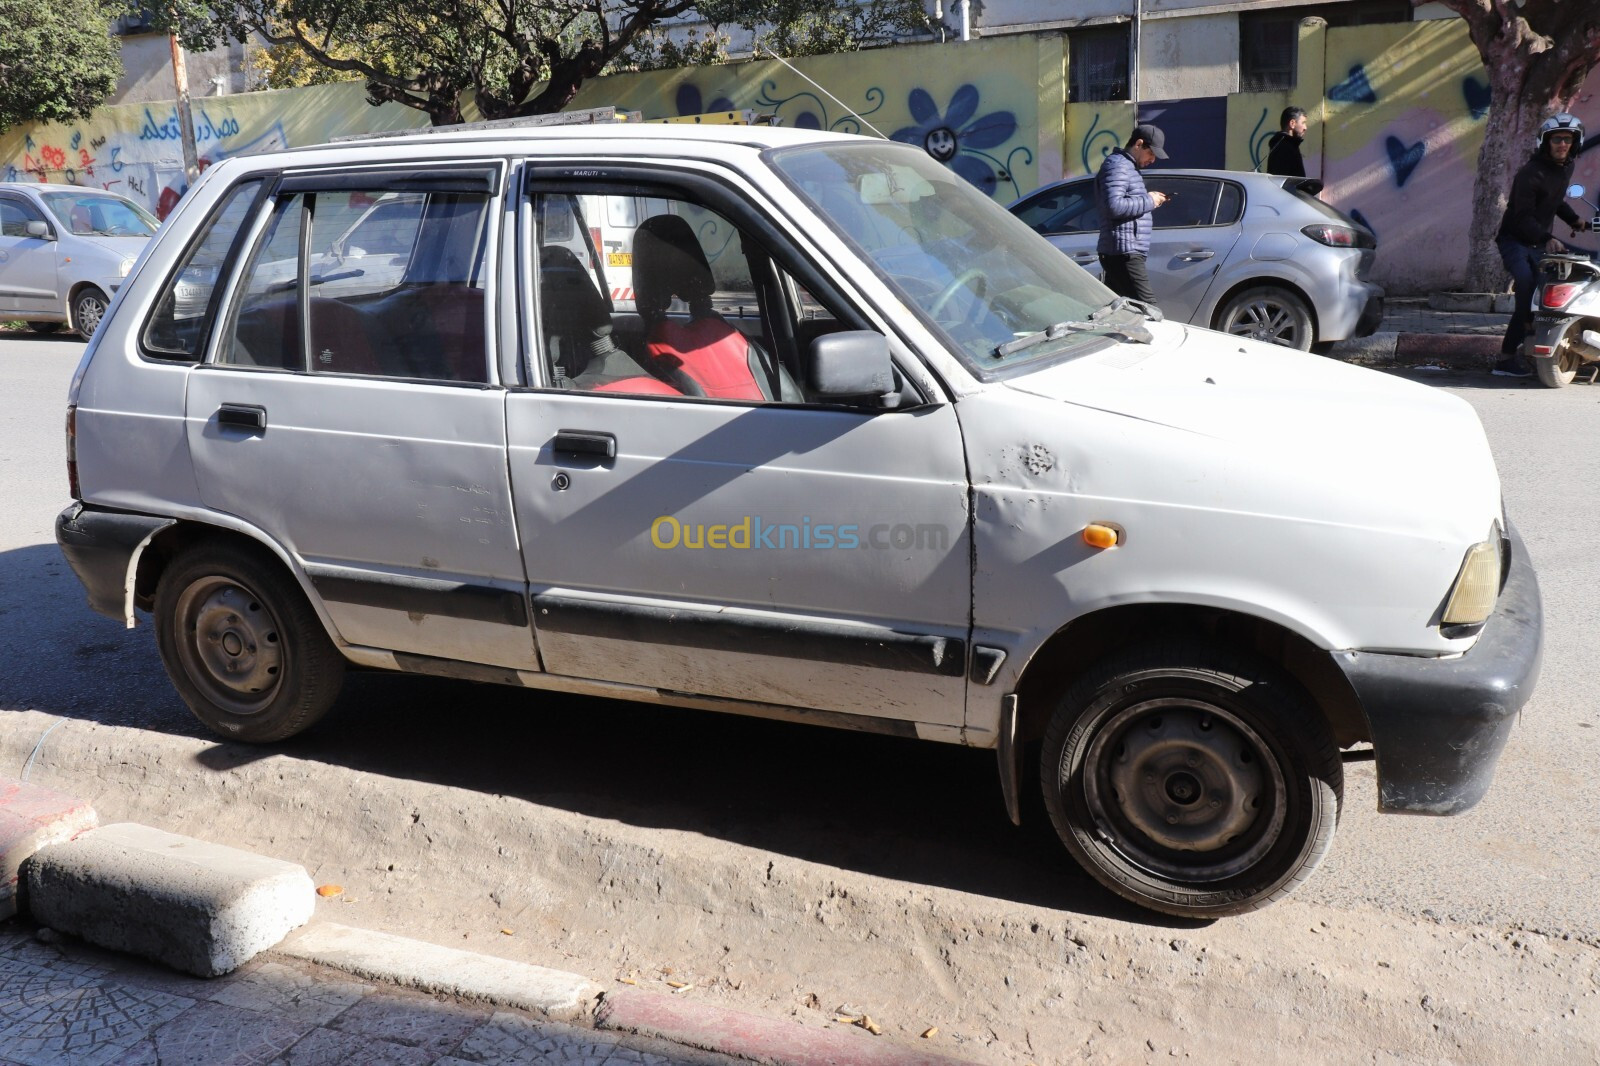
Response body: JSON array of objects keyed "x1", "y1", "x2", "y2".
[
  {"x1": 1178, "y1": 249, "x2": 1216, "y2": 262},
  {"x1": 552, "y1": 430, "x2": 616, "y2": 459},
  {"x1": 216, "y1": 403, "x2": 266, "y2": 431}
]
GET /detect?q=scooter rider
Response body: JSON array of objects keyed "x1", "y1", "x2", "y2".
[{"x1": 1494, "y1": 113, "x2": 1592, "y2": 377}]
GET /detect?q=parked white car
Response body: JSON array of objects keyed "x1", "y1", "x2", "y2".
[
  {"x1": 0, "y1": 183, "x2": 158, "y2": 335},
  {"x1": 1009, "y1": 170, "x2": 1384, "y2": 351},
  {"x1": 56, "y1": 123, "x2": 1541, "y2": 918}
]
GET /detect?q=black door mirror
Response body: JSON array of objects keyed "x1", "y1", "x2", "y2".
[
  {"x1": 23, "y1": 220, "x2": 52, "y2": 240},
  {"x1": 806, "y1": 330, "x2": 896, "y2": 401}
]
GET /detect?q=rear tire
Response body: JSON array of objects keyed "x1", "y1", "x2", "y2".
[
  {"x1": 1215, "y1": 286, "x2": 1315, "y2": 350},
  {"x1": 1533, "y1": 340, "x2": 1577, "y2": 388},
  {"x1": 1040, "y1": 642, "x2": 1341, "y2": 918},
  {"x1": 71, "y1": 286, "x2": 108, "y2": 337},
  {"x1": 155, "y1": 542, "x2": 345, "y2": 742}
]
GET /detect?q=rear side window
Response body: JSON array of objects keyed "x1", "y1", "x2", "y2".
[
  {"x1": 142, "y1": 180, "x2": 263, "y2": 361},
  {"x1": 218, "y1": 185, "x2": 492, "y2": 383}
]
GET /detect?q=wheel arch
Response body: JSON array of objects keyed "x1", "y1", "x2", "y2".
[
  {"x1": 1207, "y1": 275, "x2": 1322, "y2": 343},
  {"x1": 1010, "y1": 603, "x2": 1369, "y2": 753},
  {"x1": 132, "y1": 520, "x2": 343, "y2": 645}
]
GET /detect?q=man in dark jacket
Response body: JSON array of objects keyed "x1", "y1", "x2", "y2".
[
  {"x1": 1493, "y1": 113, "x2": 1591, "y2": 376},
  {"x1": 1265, "y1": 107, "x2": 1308, "y2": 178},
  {"x1": 1095, "y1": 124, "x2": 1171, "y2": 306}
]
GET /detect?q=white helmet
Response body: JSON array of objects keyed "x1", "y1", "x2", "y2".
[{"x1": 1537, "y1": 112, "x2": 1584, "y2": 153}]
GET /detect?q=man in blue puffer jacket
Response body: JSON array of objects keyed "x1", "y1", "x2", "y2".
[{"x1": 1095, "y1": 123, "x2": 1171, "y2": 307}]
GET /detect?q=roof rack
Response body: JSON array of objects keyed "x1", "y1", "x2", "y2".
[
  {"x1": 330, "y1": 106, "x2": 643, "y2": 143},
  {"x1": 645, "y1": 109, "x2": 782, "y2": 126}
]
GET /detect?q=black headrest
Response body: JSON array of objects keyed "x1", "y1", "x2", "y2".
[
  {"x1": 633, "y1": 214, "x2": 715, "y2": 318},
  {"x1": 539, "y1": 245, "x2": 610, "y2": 335}
]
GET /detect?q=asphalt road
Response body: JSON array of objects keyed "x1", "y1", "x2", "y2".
[{"x1": 2, "y1": 330, "x2": 1597, "y2": 941}]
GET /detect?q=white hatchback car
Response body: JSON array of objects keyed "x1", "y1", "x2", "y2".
[
  {"x1": 0, "y1": 182, "x2": 158, "y2": 335},
  {"x1": 56, "y1": 123, "x2": 1541, "y2": 918}
]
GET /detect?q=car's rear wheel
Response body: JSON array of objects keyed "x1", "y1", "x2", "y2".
[
  {"x1": 71, "y1": 286, "x2": 109, "y2": 337},
  {"x1": 27, "y1": 322, "x2": 63, "y2": 335},
  {"x1": 1534, "y1": 338, "x2": 1578, "y2": 388},
  {"x1": 1041, "y1": 642, "x2": 1341, "y2": 917},
  {"x1": 1216, "y1": 286, "x2": 1315, "y2": 350},
  {"x1": 155, "y1": 542, "x2": 345, "y2": 742}
]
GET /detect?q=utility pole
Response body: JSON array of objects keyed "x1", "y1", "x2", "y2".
[
  {"x1": 169, "y1": 35, "x2": 200, "y2": 185},
  {"x1": 1130, "y1": 0, "x2": 1142, "y2": 107}
]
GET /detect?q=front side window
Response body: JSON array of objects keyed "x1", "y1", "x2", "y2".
[
  {"x1": 530, "y1": 189, "x2": 805, "y2": 403},
  {"x1": 41, "y1": 192, "x2": 158, "y2": 237},
  {"x1": 1011, "y1": 182, "x2": 1099, "y2": 235},
  {"x1": 0, "y1": 197, "x2": 45, "y2": 236},
  {"x1": 142, "y1": 180, "x2": 263, "y2": 361},
  {"x1": 220, "y1": 185, "x2": 491, "y2": 382},
  {"x1": 771, "y1": 141, "x2": 1132, "y2": 373}
]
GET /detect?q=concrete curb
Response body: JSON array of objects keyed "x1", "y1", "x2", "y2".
[
  {"x1": 278, "y1": 921, "x2": 603, "y2": 1023},
  {"x1": 1331, "y1": 331, "x2": 1501, "y2": 370},
  {"x1": 597, "y1": 988, "x2": 977, "y2": 1066}
]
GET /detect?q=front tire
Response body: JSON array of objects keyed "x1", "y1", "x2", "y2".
[
  {"x1": 1215, "y1": 286, "x2": 1315, "y2": 350},
  {"x1": 155, "y1": 542, "x2": 345, "y2": 742},
  {"x1": 71, "y1": 286, "x2": 109, "y2": 337},
  {"x1": 1041, "y1": 643, "x2": 1341, "y2": 918}
]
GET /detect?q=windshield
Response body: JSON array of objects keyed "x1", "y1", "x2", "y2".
[
  {"x1": 42, "y1": 192, "x2": 158, "y2": 237},
  {"x1": 768, "y1": 141, "x2": 1133, "y2": 370}
]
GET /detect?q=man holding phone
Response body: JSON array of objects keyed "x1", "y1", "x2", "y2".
[{"x1": 1095, "y1": 123, "x2": 1171, "y2": 307}]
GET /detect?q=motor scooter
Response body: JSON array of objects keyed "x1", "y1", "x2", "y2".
[{"x1": 1527, "y1": 183, "x2": 1600, "y2": 388}]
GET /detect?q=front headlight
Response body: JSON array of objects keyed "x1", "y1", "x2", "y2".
[
  {"x1": 120, "y1": 258, "x2": 136, "y2": 277},
  {"x1": 1441, "y1": 527, "x2": 1503, "y2": 626}
]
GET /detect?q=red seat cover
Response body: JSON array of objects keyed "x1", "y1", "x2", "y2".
[{"x1": 647, "y1": 318, "x2": 765, "y2": 401}]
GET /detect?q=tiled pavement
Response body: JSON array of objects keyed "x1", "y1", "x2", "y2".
[{"x1": 0, "y1": 920, "x2": 738, "y2": 1066}]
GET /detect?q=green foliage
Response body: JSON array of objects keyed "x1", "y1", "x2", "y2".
[
  {"x1": 0, "y1": 0, "x2": 123, "y2": 132},
  {"x1": 700, "y1": 0, "x2": 932, "y2": 57}
]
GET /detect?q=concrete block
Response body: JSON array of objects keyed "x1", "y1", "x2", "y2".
[
  {"x1": 0, "y1": 777, "x2": 97, "y2": 920},
  {"x1": 1491, "y1": 292, "x2": 1517, "y2": 315},
  {"x1": 25, "y1": 822, "x2": 314, "y2": 977}
]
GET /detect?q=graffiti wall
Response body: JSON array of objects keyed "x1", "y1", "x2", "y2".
[
  {"x1": 0, "y1": 81, "x2": 427, "y2": 220},
  {"x1": 567, "y1": 37, "x2": 1053, "y2": 203},
  {"x1": 3, "y1": 23, "x2": 1595, "y2": 295}
]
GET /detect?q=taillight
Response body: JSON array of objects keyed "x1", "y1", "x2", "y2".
[
  {"x1": 65, "y1": 405, "x2": 80, "y2": 500},
  {"x1": 1542, "y1": 282, "x2": 1582, "y2": 308},
  {"x1": 1301, "y1": 224, "x2": 1375, "y2": 249}
]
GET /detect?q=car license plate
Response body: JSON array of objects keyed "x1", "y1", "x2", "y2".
[{"x1": 608, "y1": 252, "x2": 632, "y2": 267}]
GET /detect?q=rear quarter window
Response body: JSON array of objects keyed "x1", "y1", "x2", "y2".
[{"x1": 141, "y1": 180, "x2": 264, "y2": 361}]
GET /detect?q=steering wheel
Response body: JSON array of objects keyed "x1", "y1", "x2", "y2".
[{"x1": 928, "y1": 267, "x2": 988, "y2": 320}]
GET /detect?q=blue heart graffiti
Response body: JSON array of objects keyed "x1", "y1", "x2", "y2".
[
  {"x1": 1462, "y1": 77, "x2": 1491, "y2": 120},
  {"x1": 1385, "y1": 136, "x2": 1425, "y2": 187},
  {"x1": 1329, "y1": 65, "x2": 1377, "y2": 105}
]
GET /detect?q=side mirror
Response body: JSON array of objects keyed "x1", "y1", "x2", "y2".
[
  {"x1": 806, "y1": 330, "x2": 896, "y2": 400},
  {"x1": 23, "y1": 220, "x2": 52, "y2": 240},
  {"x1": 1568, "y1": 184, "x2": 1586, "y2": 199}
]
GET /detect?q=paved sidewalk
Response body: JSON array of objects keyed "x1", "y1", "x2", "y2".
[{"x1": 0, "y1": 917, "x2": 737, "y2": 1066}]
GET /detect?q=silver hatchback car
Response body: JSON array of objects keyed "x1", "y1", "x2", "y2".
[
  {"x1": 0, "y1": 182, "x2": 159, "y2": 336},
  {"x1": 1008, "y1": 170, "x2": 1384, "y2": 351}
]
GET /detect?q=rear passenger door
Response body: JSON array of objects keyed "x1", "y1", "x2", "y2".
[
  {"x1": 182, "y1": 165, "x2": 538, "y2": 671},
  {"x1": 1143, "y1": 176, "x2": 1244, "y2": 323}
]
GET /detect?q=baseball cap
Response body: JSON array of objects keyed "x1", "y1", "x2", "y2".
[{"x1": 1132, "y1": 123, "x2": 1169, "y2": 159}]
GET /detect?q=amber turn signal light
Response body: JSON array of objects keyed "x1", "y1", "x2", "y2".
[{"x1": 1082, "y1": 523, "x2": 1121, "y2": 549}]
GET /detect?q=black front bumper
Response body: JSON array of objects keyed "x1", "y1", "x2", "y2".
[
  {"x1": 1335, "y1": 520, "x2": 1543, "y2": 815},
  {"x1": 55, "y1": 503, "x2": 174, "y2": 622}
]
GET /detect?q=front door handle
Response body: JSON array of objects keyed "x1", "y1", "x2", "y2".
[
  {"x1": 552, "y1": 429, "x2": 616, "y2": 459},
  {"x1": 216, "y1": 403, "x2": 266, "y2": 431}
]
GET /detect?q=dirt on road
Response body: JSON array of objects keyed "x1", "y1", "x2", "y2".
[{"x1": 3, "y1": 708, "x2": 1594, "y2": 1066}]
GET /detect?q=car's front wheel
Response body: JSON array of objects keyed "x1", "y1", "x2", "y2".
[
  {"x1": 155, "y1": 542, "x2": 345, "y2": 743},
  {"x1": 1215, "y1": 286, "x2": 1315, "y2": 350},
  {"x1": 1041, "y1": 642, "x2": 1341, "y2": 918},
  {"x1": 71, "y1": 286, "x2": 109, "y2": 337}
]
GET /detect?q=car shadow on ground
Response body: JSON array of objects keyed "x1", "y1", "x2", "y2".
[{"x1": 0, "y1": 542, "x2": 1185, "y2": 927}]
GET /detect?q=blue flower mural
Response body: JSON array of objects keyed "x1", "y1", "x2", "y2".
[
  {"x1": 890, "y1": 85, "x2": 1018, "y2": 197},
  {"x1": 675, "y1": 83, "x2": 735, "y2": 118}
]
